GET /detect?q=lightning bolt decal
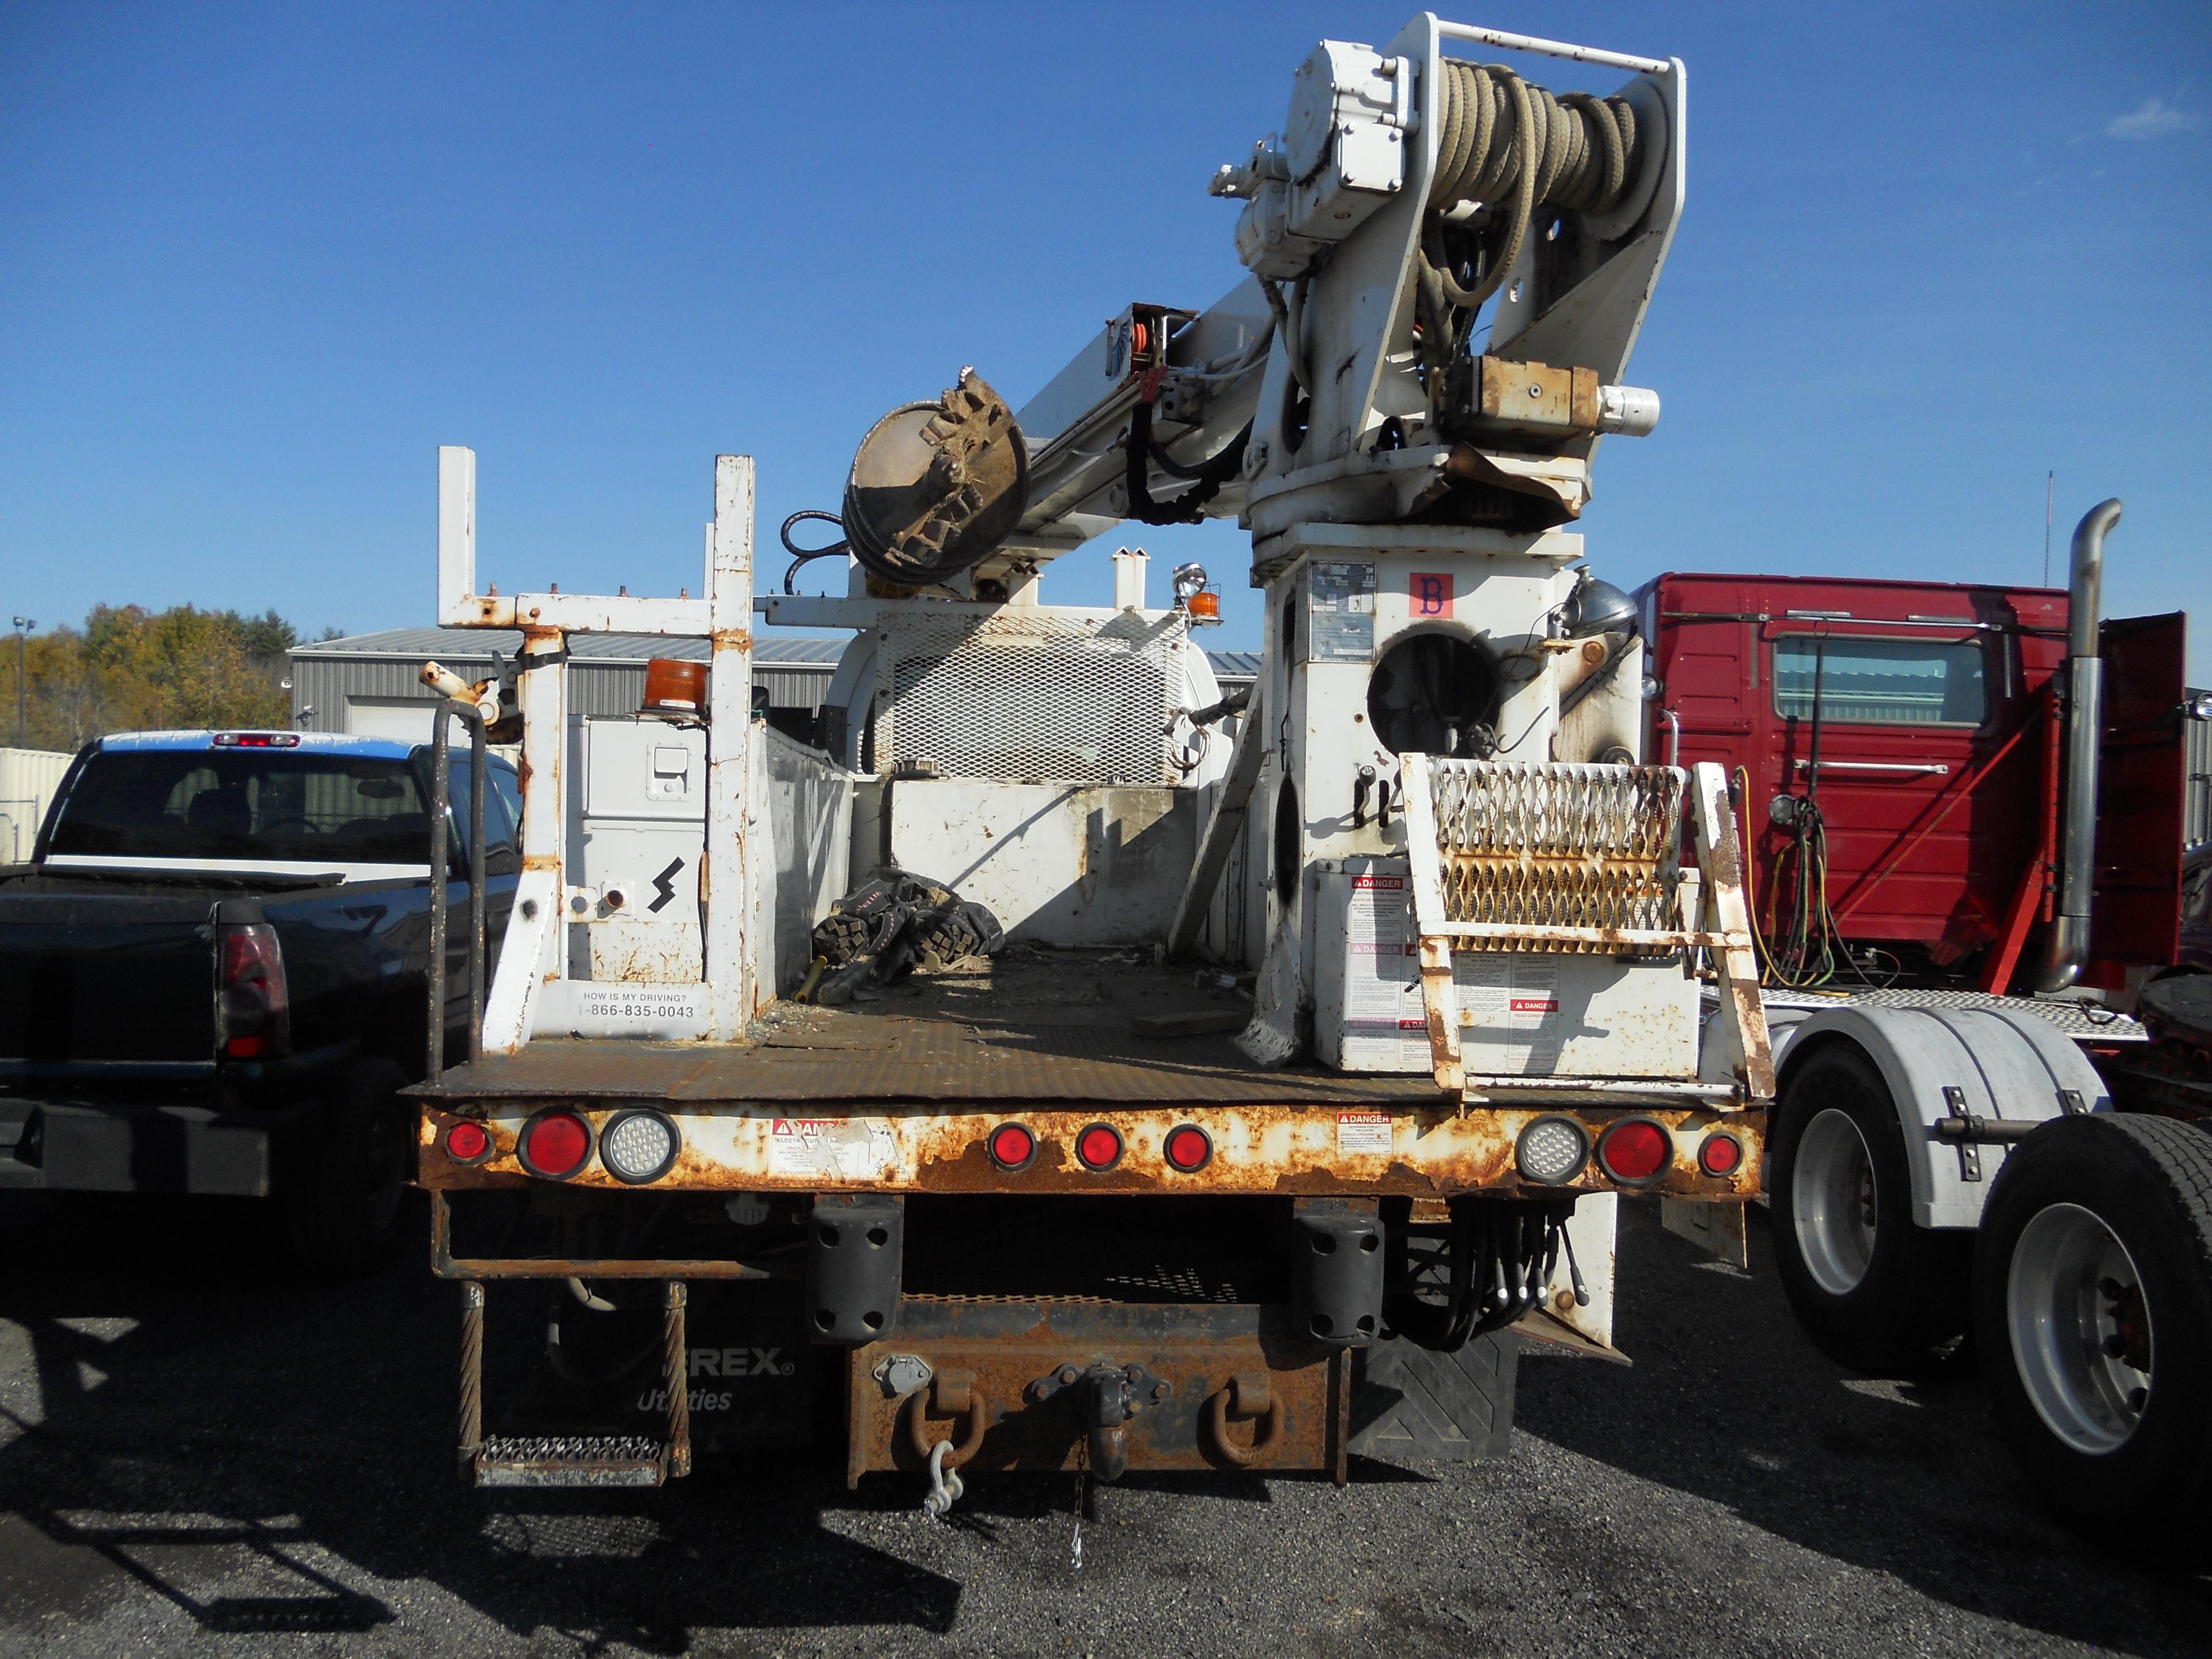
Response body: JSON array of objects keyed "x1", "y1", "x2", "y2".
[{"x1": 648, "y1": 857, "x2": 684, "y2": 914}]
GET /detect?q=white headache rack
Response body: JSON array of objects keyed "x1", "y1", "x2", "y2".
[{"x1": 1400, "y1": 756, "x2": 1773, "y2": 1100}]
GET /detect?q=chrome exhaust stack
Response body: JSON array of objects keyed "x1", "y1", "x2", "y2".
[{"x1": 2032, "y1": 498, "x2": 2123, "y2": 994}]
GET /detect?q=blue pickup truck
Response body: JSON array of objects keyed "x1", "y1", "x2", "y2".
[{"x1": 0, "y1": 730, "x2": 518, "y2": 1271}]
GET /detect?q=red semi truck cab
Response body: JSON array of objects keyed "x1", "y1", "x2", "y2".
[{"x1": 1639, "y1": 572, "x2": 2188, "y2": 995}]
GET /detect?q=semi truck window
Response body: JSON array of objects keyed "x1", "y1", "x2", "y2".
[
  {"x1": 1772, "y1": 637, "x2": 1987, "y2": 727},
  {"x1": 48, "y1": 752, "x2": 430, "y2": 863}
]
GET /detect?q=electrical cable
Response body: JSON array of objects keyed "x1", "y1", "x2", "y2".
[{"x1": 779, "y1": 510, "x2": 850, "y2": 595}]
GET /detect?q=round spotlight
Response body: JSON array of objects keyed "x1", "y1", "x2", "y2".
[
  {"x1": 1515, "y1": 1115, "x2": 1590, "y2": 1184},
  {"x1": 986, "y1": 1122, "x2": 1037, "y2": 1172},
  {"x1": 1075, "y1": 1123, "x2": 1124, "y2": 1172},
  {"x1": 1164, "y1": 1124, "x2": 1213, "y2": 1173},
  {"x1": 601, "y1": 1109, "x2": 680, "y2": 1184},
  {"x1": 444, "y1": 1120, "x2": 492, "y2": 1164},
  {"x1": 1698, "y1": 1130, "x2": 1745, "y2": 1177},
  {"x1": 1596, "y1": 1117, "x2": 1674, "y2": 1186},
  {"x1": 517, "y1": 1109, "x2": 594, "y2": 1180}
]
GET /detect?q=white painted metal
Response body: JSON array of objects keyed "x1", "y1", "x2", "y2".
[
  {"x1": 705, "y1": 454, "x2": 757, "y2": 1033},
  {"x1": 1111, "y1": 547, "x2": 1148, "y2": 610},
  {"x1": 1767, "y1": 1003, "x2": 2113, "y2": 1228},
  {"x1": 885, "y1": 779, "x2": 1193, "y2": 947}
]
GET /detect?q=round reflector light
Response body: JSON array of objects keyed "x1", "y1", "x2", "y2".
[
  {"x1": 518, "y1": 1109, "x2": 593, "y2": 1179},
  {"x1": 1516, "y1": 1116, "x2": 1590, "y2": 1184},
  {"x1": 1597, "y1": 1118, "x2": 1673, "y2": 1185},
  {"x1": 601, "y1": 1109, "x2": 680, "y2": 1184},
  {"x1": 1075, "y1": 1123, "x2": 1124, "y2": 1172},
  {"x1": 445, "y1": 1120, "x2": 491, "y2": 1163},
  {"x1": 1164, "y1": 1124, "x2": 1213, "y2": 1173},
  {"x1": 1699, "y1": 1131, "x2": 1745, "y2": 1177},
  {"x1": 987, "y1": 1122, "x2": 1037, "y2": 1172}
]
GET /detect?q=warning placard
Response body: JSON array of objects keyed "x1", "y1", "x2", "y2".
[{"x1": 1336, "y1": 1111, "x2": 1394, "y2": 1155}]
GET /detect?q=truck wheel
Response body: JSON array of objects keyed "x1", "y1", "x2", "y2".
[
  {"x1": 286, "y1": 1058, "x2": 412, "y2": 1278},
  {"x1": 1768, "y1": 1043, "x2": 1969, "y2": 1373},
  {"x1": 1972, "y1": 1113, "x2": 2212, "y2": 1562}
]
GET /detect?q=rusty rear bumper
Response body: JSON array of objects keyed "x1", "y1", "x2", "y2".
[{"x1": 416, "y1": 1099, "x2": 1763, "y2": 1201}]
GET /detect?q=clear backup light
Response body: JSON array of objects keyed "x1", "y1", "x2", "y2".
[
  {"x1": 1516, "y1": 1116, "x2": 1590, "y2": 1184},
  {"x1": 601, "y1": 1109, "x2": 680, "y2": 1184}
]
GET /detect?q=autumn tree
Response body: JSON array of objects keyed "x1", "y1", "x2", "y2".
[{"x1": 8, "y1": 605, "x2": 324, "y2": 752}]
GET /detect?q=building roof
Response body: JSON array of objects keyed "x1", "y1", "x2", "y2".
[{"x1": 296, "y1": 627, "x2": 1261, "y2": 679}]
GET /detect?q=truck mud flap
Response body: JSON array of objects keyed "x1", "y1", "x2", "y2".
[{"x1": 1347, "y1": 1330, "x2": 1518, "y2": 1463}]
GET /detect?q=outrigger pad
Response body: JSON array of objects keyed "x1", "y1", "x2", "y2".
[{"x1": 1348, "y1": 1330, "x2": 1518, "y2": 1463}]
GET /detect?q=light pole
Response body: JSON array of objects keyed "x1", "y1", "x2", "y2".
[{"x1": 9, "y1": 618, "x2": 31, "y2": 748}]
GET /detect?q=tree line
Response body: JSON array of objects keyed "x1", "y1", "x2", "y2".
[{"x1": 7, "y1": 606, "x2": 339, "y2": 753}]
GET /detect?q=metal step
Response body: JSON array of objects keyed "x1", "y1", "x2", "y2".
[{"x1": 473, "y1": 1434, "x2": 667, "y2": 1488}]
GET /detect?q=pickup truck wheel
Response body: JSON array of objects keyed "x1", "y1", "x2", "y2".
[
  {"x1": 1972, "y1": 1113, "x2": 2212, "y2": 1563},
  {"x1": 1768, "y1": 1043, "x2": 1969, "y2": 1374},
  {"x1": 285, "y1": 1058, "x2": 412, "y2": 1278}
]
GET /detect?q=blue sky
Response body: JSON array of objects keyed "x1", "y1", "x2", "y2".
[{"x1": 3, "y1": 3, "x2": 2207, "y2": 676}]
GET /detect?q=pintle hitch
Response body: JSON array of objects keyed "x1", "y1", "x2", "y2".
[{"x1": 1028, "y1": 1361, "x2": 1173, "y2": 1483}]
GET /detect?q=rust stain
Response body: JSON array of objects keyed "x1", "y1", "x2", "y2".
[
  {"x1": 843, "y1": 1319, "x2": 1341, "y2": 1478},
  {"x1": 711, "y1": 627, "x2": 753, "y2": 652}
]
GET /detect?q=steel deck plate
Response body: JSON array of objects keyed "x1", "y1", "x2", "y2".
[
  {"x1": 1755, "y1": 985, "x2": 2148, "y2": 1042},
  {"x1": 419, "y1": 953, "x2": 1444, "y2": 1108}
]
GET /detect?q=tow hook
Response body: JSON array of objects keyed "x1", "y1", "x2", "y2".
[
  {"x1": 1028, "y1": 1362, "x2": 1171, "y2": 1483},
  {"x1": 1202, "y1": 1372, "x2": 1283, "y2": 1468}
]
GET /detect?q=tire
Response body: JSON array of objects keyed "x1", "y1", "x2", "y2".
[
  {"x1": 285, "y1": 1057, "x2": 414, "y2": 1278},
  {"x1": 1768, "y1": 1041, "x2": 1970, "y2": 1373},
  {"x1": 1972, "y1": 1113, "x2": 2212, "y2": 1563}
]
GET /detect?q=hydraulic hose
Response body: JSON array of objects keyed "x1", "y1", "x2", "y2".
[{"x1": 1421, "y1": 63, "x2": 1647, "y2": 319}]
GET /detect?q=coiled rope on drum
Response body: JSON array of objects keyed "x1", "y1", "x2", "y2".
[{"x1": 1416, "y1": 62, "x2": 1646, "y2": 351}]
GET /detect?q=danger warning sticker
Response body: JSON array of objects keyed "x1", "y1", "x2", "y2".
[
  {"x1": 768, "y1": 1118, "x2": 898, "y2": 1180},
  {"x1": 1336, "y1": 1111, "x2": 1393, "y2": 1155}
]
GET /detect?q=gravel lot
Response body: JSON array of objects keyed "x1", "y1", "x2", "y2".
[{"x1": 1, "y1": 1192, "x2": 2205, "y2": 1657}]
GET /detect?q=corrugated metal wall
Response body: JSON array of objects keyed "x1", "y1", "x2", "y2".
[
  {"x1": 292, "y1": 654, "x2": 836, "y2": 733},
  {"x1": 0, "y1": 747, "x2": 75, "y2": 862}
]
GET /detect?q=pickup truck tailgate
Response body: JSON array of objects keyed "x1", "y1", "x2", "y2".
[{"x1": 0, "y1": 889, "x2": 216, "y2": 1063}]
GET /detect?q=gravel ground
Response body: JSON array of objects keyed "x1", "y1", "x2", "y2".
[{"x1": 1, "y1": 1192, "x2": 2205, "y2": 1657}]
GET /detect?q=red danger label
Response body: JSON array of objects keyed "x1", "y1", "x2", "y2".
[
  {"x1": 1352, "y1": 874, "x2": 1404, "y2": 890},
  {"x1": 1510, "y1": 997, "x2": 1560, "y2": 1015}
]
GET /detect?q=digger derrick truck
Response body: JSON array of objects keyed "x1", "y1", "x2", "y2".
[{"x1": 407, "y1": 17, "x2": 1773, "y2": 1497}]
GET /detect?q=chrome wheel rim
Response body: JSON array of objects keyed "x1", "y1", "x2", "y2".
[
  {"x1": 2006, "y1": 1202, "x2": 2152, "y2": 1455},
  {"x1": 1794, "y1": 1108, "x2": 1878, "y2": 1296}
]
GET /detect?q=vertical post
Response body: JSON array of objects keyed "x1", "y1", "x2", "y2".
[
  {"x1": 438, "y1": 447, "x2": 478, "y2": 625},
  {"x1": 518, "y1": 627, "x2": 567, "y2": 991},
  {"x1": 1399, "y1": 755, "x2": 1465, "y2": 1093},
  {"x1": 467, "y1": 713, "x2": 488, "y2": 1062},
  {"x1": 1689, "y1": 760, "x2": 1774, "y2": 1100},
  {"x1": 704, "y1": 454, "x2": 756, "y2": 1036},
  {"x1": 427, "y1": 700, "x2": 453, "y2": 1084}
]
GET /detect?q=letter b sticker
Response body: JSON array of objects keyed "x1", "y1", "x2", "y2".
[{"x1": 1410, "y1": 573, "x2": 1453, "y2": 618}]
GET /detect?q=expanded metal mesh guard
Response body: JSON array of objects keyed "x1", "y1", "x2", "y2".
[
  {"x1": 877, "y1": 611, "x2": 1180, "y2": 785},
  {"x1": 1426, "y1": 759, "x2": 1688, "y2": 948}
]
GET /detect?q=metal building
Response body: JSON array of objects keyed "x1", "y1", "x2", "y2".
[{"x1": 290, "y1": 627, "x2": 1259, "y2": 749}]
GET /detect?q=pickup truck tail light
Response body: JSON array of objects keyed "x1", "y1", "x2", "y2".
[{"x1": 217, "y1": 922, "x2": 291, "y2": 1059}]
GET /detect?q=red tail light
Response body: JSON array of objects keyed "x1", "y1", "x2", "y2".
[
  {"x1": 445, "y1": 1120, "x2": 491, "y2": 1163},
  {"x1": 216, "y1": 923, "x2": 290, "y2": 1059},
  {"x1": 986, "y1": 1123, "x2": 1036, "y2": 1172},
  {"x1": 1164, "y1": 1124, "x2": 1213, "y2": 1173},
  {"x1": 1698, "y1": 1131, "x2": 1745, "y2": 1176},
  {"x1": 1075, "y1": 1123, "x2": 1124, "y2": 1172},
  {"x1": 518, "y1": 1109, "x2": 593, "y2": 1179},
  {"x1": 1596, "y1": 1118, "x2": 1673, "y2": 1185}
]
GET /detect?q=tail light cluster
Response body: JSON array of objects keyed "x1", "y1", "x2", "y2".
[
  {"x1": 463, "y1": 1106, "x2": 684, "y2": 1184},
  {"x1": 1513, "y1": 1114, "x2": 1751, "y2": 1188},
  {"x1": 983, "y1": 1121, "x2": 1212, "y2": 1175},
  {"x1": 215, "y1": 922, "x2": 290, "y2": 1060}
]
